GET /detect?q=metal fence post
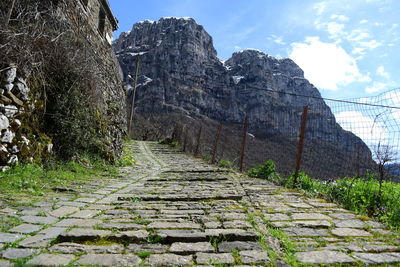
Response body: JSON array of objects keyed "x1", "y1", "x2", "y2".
[
  {"x1": 182, "y1": 126, "x2": 188, "y2": 152},
  {"x1": 294, "y1": 106, "x2": 309, "y2": 185},
  {"x1": 240, "y1": 116, "x2": 249, "y2": 172},
  {"x1": 194, "y1": 125, "x2": 202, "y2": 156},
  {"x1": 211, "y1": 123, "x2": 223, "y2": 164}
]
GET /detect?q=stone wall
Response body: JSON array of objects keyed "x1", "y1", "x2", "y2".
[
  {"x1": 76, "y1": 0, "x2": 116, "y2": 45},
  {"x1": 0, "y1": 66, "x2": 31, "y2": 170},
  {"x1": 0, "y1": 0, "x2": 125, "y2": 166}
]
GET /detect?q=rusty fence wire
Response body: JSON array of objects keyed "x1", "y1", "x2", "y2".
[{"x1": 171, "y1": 88, "x2": 400, "y2": 183}]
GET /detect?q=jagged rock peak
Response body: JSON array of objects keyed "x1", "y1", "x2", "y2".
[
  {"x1": 117, "y1": 17, "x2": 203, "y2": 39},
  {"x1": 226, "y1": 49, "x2": 304, "y2": 78},
  {"x1": 113, "y1": 17, "x2": 218, "y2": 67}
]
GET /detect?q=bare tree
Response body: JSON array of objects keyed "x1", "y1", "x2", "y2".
[{"x1": 372, "y1": 142, "x2": 397, "y2": 212}]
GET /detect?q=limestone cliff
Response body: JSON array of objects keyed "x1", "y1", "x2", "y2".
[{"x1": 113, "y1": 17, "x2": 373, "y2": 178}]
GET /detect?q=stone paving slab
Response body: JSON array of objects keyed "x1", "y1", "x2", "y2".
[
  {"x1": 76, "y1": 254, "x2": 141, "y2": 266},
  {"x1": 69, "y1": 209, "x2": 100, "y2": 219},
  {"x1": 1, "y1": 248, "x2": 36, "y2": 259},
  {"x1": 58, "y1": 228, "x2": 111, "y2": 242},
  {"x1": 196, "y1": 252, "x2": 235, "y2": 264},
  {"x1": 146, "y1": 253, "x2": 193, "y2": 266},
  {"x1": 0, "y1": 233, "x2": 24, "y2": 243},
  {"x1": 20, "y1": 216, "x2": 57, "y2": 225},
  {"x1": 26, "y1": 253, "x2": 75, "y2": 266},
  {"x1": 295, "y1": 250, "x2": 356, "y2": 264},
  {"x1": 0, "y1": 141, "x2": 399, "y2": 266},
  {"x1": 169, "y1": 242, "x2": 214, "y2": 254},
  {"x1": 49, "y1": 242, "x2": 124, "y2": 254},
  {"x1": 8, "y1": 224, "x2": 42, "y2": 234},
  {"x1": 239, "y1": 250, "x2": 269, "y2": 264},
  {"x1": 49, "y1": 206, "x2": 80, "y2": 218},
  {"x1": 0, "y1": 259, "x2": 14, "y2": 267}
]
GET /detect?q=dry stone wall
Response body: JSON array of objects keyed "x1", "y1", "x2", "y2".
[{"x1": 0, "y1": 66, "x2": 43, "y2": 170}]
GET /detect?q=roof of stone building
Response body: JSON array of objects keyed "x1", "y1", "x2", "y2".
[{"x1": 101, "y1": 0, "x2": 118, "y2": 30}]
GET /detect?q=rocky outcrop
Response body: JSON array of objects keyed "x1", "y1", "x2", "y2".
[{"x1": 113, "y1": 17, "x2": 374, "y2": 178}]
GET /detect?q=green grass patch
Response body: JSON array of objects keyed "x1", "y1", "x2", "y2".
[
  {"x1": 218, "y1": 159, "x2": 233, "y2": 168},
  {"x1": 248, "y1": 161, "x2": 400, "y2": 230},
  {"x1": 158, "y1": 139, "x2": 179, "y2": 148},
  {"x1": 202, "y1": 154, "x2": 211, "y2": 161},
  {"x1": 168, "y1": 141, "x2": 179, "y2": 148},
  {"x1": 248, "y1": 160, "x2": 276, "y2": 179},
  {"x1": 0, "y1": 216, "x2": 22, "y2": 232},
  {"x1": 147, "y1": 229, "x2": 165, "y2": 244},
  {"x1": 83, "y1": 239, "x2": 119, "y2": 246},
  {"x1": 0, "y1": 140, "x2": 136, "y2": 201},
  {"x1": 295, "y1": 173, "x2": 400, "y2": 230},
  {"x1": 0, "y1": 157, "x2": 115, "y2": 198},
  {"x1": 136, "y1": 251, "x2": 152, "y2": 259}
]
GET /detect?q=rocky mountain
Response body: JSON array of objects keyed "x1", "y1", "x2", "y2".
[{"x1": 113, "y1": 17, "x2": 374, "y2": 179}]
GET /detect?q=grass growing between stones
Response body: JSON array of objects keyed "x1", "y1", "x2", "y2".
[
  {"x1": 246, "y1": 212, "x2": 301, "y2": 267},
  {"x1": 146, "y1": 229, "x2": 165, "y2": 244},
  {"x1": 0, "y1": 216, "x2": 22, "y2": 232},
  {"x1": 83, "y1": 239, "x2": 120, "y2": 246},
  {"x1": 136, "y1": 251, "x2": 152, "y2": 259}
]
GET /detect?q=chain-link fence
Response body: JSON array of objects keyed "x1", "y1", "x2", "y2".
[{"x1": 170, "y1": 88, "x2": 400, "y2": 182}]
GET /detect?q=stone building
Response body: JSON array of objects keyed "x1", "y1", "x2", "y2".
[{"x1": 76, "y1": 0, "x2": 118, "y2": 45}]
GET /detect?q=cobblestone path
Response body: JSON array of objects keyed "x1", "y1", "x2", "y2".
[{"x1": 1, "y1": 141, "x2": 400, "y2": 266}]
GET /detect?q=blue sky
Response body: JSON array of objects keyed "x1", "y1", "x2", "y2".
[{"x1": 109, "y1": 0, "x2": 399, "y2": 101}]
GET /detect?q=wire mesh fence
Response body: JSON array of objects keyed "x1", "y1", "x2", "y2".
[{"x1": 170, "y1": 88, "x2": 400, "y2": 182}]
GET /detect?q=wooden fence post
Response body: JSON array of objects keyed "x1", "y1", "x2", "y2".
[
  {"x1": 211, "y1": 123, "x2": 223, "y2": 164},
  {"x1": 239, "y1": 116, "x2": 249, "y2": 172},
  {"x1": 293, "y1": 106, "x2": 309, "y2": 185},
  {"x1": 194, "y1": 125, "x2": 202, "y2": 156}
]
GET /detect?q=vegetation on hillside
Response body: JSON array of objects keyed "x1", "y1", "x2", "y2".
[{"x1": 248, "y1": 160, "x2": 400, "y2": 230}]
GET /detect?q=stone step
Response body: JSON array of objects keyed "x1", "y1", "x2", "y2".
[{"x1": 118, "y1": 195, "x2": 242, "y2": 202}]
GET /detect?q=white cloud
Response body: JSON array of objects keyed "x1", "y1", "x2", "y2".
[
  {"x1": 326, "y1": 22, "x2": 345, "y2": 40},
  {"x1": 330, "y1": 14, "x2": 349, "y2": 22},
  {"x1": 315, "y1": 21, "x2": 345, "y2": 42},
  {"x1": 359, "y1": 39, "x2": 382, "y2": 49},
  {"x1": 289, "y1": 37, "x2": 370, "y2": 90},
  {"x1": 365, "y1": 81, "x2": 393, "y2": 93},
  {"x1": 351, "y1": 38, "x2": 382, "y2": 59},
  {"x1": 268, "y1": 35, "x2": 286, "y2": 45},
  {"x1": 347, "y1": 29, "x2": 371, "y2": 42},
  {"x1": 336, "y1": 111, "x2": 387, "y2": 142},
  {"x1": 377, "y1": 66, "x2": 390, "y2": 78},
  {"x1": 366, "y1": 0, "x2": 389, "y2": 4},
  {"x1": 351, "y1": 47, "x2": 367, "y2": 56},
  {"x1": 313, "y1": 2, "x2": 327, "y2": 15},
  {"x1": 360, "y1": 19, "x2": 369, "y2": 24},
  {"x1": 374, "y1": 22, "x2": 384, "y2": 27}
]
